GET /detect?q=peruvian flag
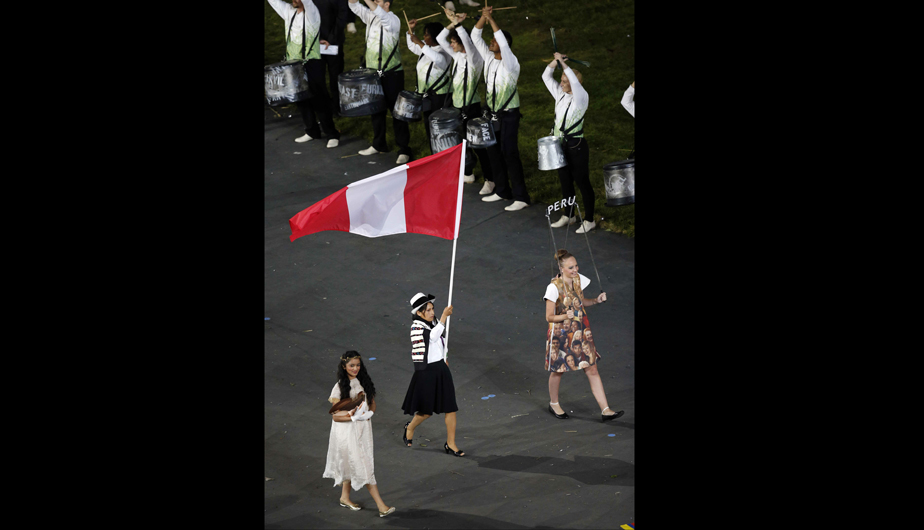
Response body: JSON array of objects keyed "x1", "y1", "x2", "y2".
[{"x1": 289, "y1": 143, "x2": 465, "y2": 242}]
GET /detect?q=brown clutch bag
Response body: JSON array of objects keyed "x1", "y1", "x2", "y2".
[{"x1": 328, "y1": 391, "x2": 365, "y2": 414}]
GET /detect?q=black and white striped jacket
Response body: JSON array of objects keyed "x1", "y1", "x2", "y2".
[{"x1": 410, "y1": 315, "x2": 446, "y2": 371}]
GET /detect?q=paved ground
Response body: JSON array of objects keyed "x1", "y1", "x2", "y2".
[{"x1": 264, "y1": 103, "x2": 635, "y2": 529}]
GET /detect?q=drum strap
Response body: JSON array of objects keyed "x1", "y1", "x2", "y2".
[
  {"x1": 286, "y1": 9, "x2": 319, "y2": 61},
  {"x1": 558, "y1": 97, "x2": 584, "y2": 140},
  {"x1": 377, "y1": 26, "x2": 400, "y2": 77},
  {"x1": 489, "y1": 65, "x2": 517, "y2": 117}
]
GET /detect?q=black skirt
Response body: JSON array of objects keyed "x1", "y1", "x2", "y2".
[{"x1": 401, "y1": 360, "x2": 458, "y2": 416}]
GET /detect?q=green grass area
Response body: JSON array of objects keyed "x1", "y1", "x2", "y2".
[{"x1": 265, "y1": 0, "x2": 634, "y2": 237}]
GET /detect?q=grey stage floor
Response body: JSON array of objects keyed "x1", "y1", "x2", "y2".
[{"x1": 264, "y1": 105, "x2": 635, "y2": 529}]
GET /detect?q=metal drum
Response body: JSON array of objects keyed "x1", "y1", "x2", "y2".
[
  {"x1": 264, "y1": 60, "x2": 312, "y2": 106},
  {"x1": 428, "y1": 107, "x2": 464, "y2": 154},
  {"x1": 603, "y1": 159, "x2": 635, "y2": 205},
  {"x1": 337, "y1": 68, "x2": 386, "y2": 117},
  {"x1": 537, "y1": 136, "x2": 567, "y2": 170},
  {"x1": 393, "y1": 90, "x2": 423, "y2": 122},
  {"x1": 465, "y1": 117, "x2": 497, "y2": 149}
]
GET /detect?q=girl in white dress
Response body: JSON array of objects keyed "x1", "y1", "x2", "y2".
[{"x1": 322, "y1": 351, "x2": 395, "y2": 517}]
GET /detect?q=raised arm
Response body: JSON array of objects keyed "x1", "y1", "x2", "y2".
[
  {"x1": 563, "y1": 66, "x2": 588, "y2": 109},
  {"x1": 621, "y1": 82, "x2": 635, "y2": 117},
  {"x1": 455, "y1": 25, "x2": 482, "y2": 70},
  {"x1": 348, "y1": 0, "x2": 376, "y2": 26},
  {"x1": 267, "y1": 0, "x2": 294, "y2": 19},
  {"x1": 492, "y1": 25, "x2": 519, "y2": 75},
  {"x1": 469, "y1": 12, "x2": 491, "y2": 60},
  {"x1": 542, "y1": 56, "x2": 562, "y2": 98},
  {"x1": 435, "y1": 26, "x2": 453, "y2": 55},
  {"x1": 406, "y1": 18, "x2": 424, "y2": 53}
]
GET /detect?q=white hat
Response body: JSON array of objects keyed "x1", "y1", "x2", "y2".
[{"x1": 409, "y1": 292, "x2": 436, "y2": 314}]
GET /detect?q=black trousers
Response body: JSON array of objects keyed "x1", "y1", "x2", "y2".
[
  {"x1": 485, "y1": 108, "x2": 530, "y2": 203},
  {"x1": 319, "y1": 49, "x2": 345, "y2": 116},
  {"x1": 460, "y1": 101, "x2": 492, "y2": 180},
  {"x1": 371, "y1": 70, "x2": 411, "y2": 157},
  {"x1": 557, "y1": 137, "x2": 594, "y2": 220},
  {"x1": 296, "y1": 59, "x2": 339, "y2": 139}
]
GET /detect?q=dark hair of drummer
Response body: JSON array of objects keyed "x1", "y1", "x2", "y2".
[{"x1": 424, "y1": 23, "x2": 444, "y2": 47}]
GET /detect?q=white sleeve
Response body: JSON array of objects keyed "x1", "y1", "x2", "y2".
[
  {"x1": 267, "y1": 0, "x2": 294, "y2": 19},
  {"x1": 579, "y1": 273, "x2": 591, "y2": 291},
  {"x1": 348, "y1": 0, "x2": 375, "y2": 25},
  {"x1": 406, "y1": 33, "x2": 422, "y2": 55},
  {"x1": 621, "y1": 84, "x2": 635, "y2": 117},
  {"x1": 421, "y1": 45, "x2": 449, "y2": 69},
  {"x1": 493, "y1": 29, "x2": 519, "y2": 76},
  {"x1": 435, "y1": 27, "x2": 453, "y2": 55},
  {"x1": 542, "y1": 65, "x2": 561, "y2": 98},
  {"x1": 564, "y1": 68, "x2": 588, "y2": 109},
  {"x1": 329, "y1": 382, "x2": 341, "y2": 402},
  {"x1": 376, "y1": 7, "x2": 400, "y2": 35},
  {"x1": 544, "y1": 283, "x2": 560, "y2": 303},
  {"x1": 455, "y1": 27, "x2": 483, "y2": 71},
  {"x1": 469, "y1": 26, "x2": 491, "y2": 61}
]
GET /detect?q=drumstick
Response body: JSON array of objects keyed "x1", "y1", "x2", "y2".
[
  {"x1": 402, "y1": 9, "x2": 410, "y2": 27},
  {"x1": 414, "y1": 11, "x2": 443, "y2": 22}
]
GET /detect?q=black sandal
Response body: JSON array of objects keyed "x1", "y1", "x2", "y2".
[
  {"x1": 403, "y1": 421, "x2": 412, "y2": 447},
  {"x1": 444, "y1": 442, "x2": 465, "y2": 457}
]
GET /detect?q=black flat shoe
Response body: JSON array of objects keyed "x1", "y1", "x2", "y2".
[
  {"x1": 444, "y1": 442, "x2": 465, "y2": 457},
  {"x1": 548, "y1": 404, "x2": 569, "y2": 419},
  {"x1": 403, "y1": 421, "x2": 412, "y2": 447},
  {"x1": 601, "y1": 408, "x2": 624, "y2": 422}
]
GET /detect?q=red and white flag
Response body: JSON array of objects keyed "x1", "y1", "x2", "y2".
[{"x1": 289, "y1": 143, "x2": 466, "y2": 242}]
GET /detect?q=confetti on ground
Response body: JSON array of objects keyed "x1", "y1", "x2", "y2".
[
  {"x1": 511, "y1": 413, "x2": 528, "y2": 418},
  {"x1": 608, "y1": 434, "x2": 616, "y2": 437},
  {"x1": 565, "y1": 430, "x2": 577, "y2": 433},
  {"x1": 265, "y1": 477, "x2": 274, "y2": 481},
  {"x1": 368, "y1": 357, "x2": 376, "y2": 360},
  {"x1": 265, "y1": 318, "x2": 270, "y2": 320}
]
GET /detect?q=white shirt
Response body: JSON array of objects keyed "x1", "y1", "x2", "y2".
[
  {"x1": 267, "y1": 0, "x2": 322, "y2": 61},
  {"x1": 470, "y1": 26, "x2": 520, "y2": 111},
  {"x1": 436, "y1": 26, "x2": 484, "y2": 107},
  {"x1": 348, "y1": 2, "x2": 402, "y2": 73},
  {"x1": 621, "y1": 84, "x2": 635, "y2": 117},
  {"x1": 544, "y1": 273, "x2": 591, "y2": 302},
  {"x1": 542, "y1": 66, "x2": 588, "y2": 140},
  {"x1": 406, "y1": 34, "x2": 451, "y2": 93}
]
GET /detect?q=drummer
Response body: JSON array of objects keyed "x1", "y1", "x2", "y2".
[
  {"x1": 267, "y1": 0, "x2": 341, "y2": 148},
  {"x1": 348, "y1": 0, "x2": 414, "y2": 165},
  {"x1": 470, "y1": 6, "x2": 531, "y2": 212},
  {"x1": 542, "y1": 52, "x2": 595, "y2": 233},
  {"x1": 435, "y1": 12, "x2": 494, "y2": 193},
  {"x1": 405, "y1": 19, "x2": 452, "y2": 155}
]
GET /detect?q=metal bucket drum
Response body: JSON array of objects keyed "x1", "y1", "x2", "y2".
[
  {"x1": 428, "y1": 107, "x2": 463, "y2": 154},
  {"x1": 264, "y1": 60, "x2": 312, "y2": 106},
  {"x1": 603, "y1": 159, "x2": 635, "y2": 205},
  {"x1": 393, "y1": 90, "x2": 423, "y2": 122},
  {"x1": 465, "y1": 117, "x2": 497, "y2": 149},
  {"x1": 337, "y1": 68, "x2": 386, "y2": 117},
  {"x1": 537, "y1": 136, "x2": 567, "y2": 170}
]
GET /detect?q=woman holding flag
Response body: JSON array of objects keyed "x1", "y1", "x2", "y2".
[{"x1": 402, "y1": 293, "x2": 465, "y2": 457}]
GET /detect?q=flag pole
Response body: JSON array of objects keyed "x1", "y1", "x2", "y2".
[{"x1": 444, "y1": 141, "x2": 467, "y2": 359}]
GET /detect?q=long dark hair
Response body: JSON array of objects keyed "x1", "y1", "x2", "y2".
[{"x1": 336, "y1": 351, "x2": 376, "y2": 403}]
